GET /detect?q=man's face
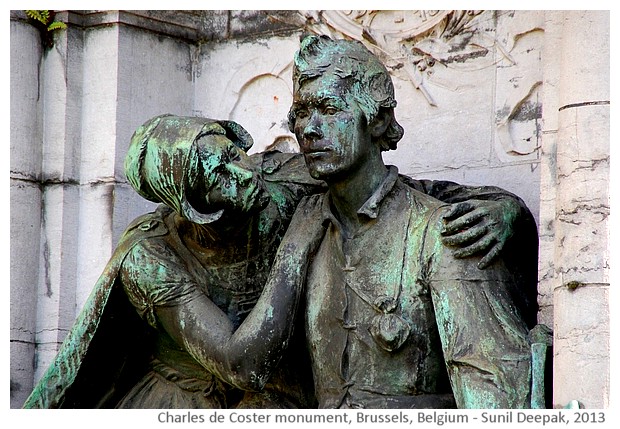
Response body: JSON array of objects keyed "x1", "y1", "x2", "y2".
[{"x1": 291, "y1": 74, "x2": 374, "y2": 181}]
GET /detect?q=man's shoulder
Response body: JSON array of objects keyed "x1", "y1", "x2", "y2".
[
  {"x1": 392, "y1": 178, "x2": 454, "y2": 259},
  {"x1": 394, "y1": 177, "x2": 449, "y2": 217}
]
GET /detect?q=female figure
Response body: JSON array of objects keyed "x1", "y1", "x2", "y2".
[{"x1": 24, "y1": 115, "x2": 323, "y2": 408}]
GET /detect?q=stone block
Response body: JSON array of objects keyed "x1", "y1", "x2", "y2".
[
  {"x1": 39, "y1": 25, "x2": 84, "y2": 183},
  {"x1": 10, "y1": 20, "x2": 42, "y2": 179},
  {"x1": 540, "y1": 11, "x2": 563, "y2": 133},
  {"x1": 553, "y1": 285, "x2": 609, "y2": 408},
  {"x1": 555, "y1": 225, "x2": 609, "y2": 286},
  {"x1": 558, "y1": 11, "x2": 609, "y2": 107},
  {"x1": 80, "y1": 26, "x2": 121, "y2": 182},
  {"x1": 115, "y1": 25, "x2": 196, "y2": 178},
  {"x1": 75, "y1": 183, "x2": 115, "y2": 312},
  {"x1": 556, "y1": 108, "x2": 609, "y2": 177},
  {"x1": 35, "y1": 184, "x2": 80, "y2": 341},
  {"x1": 537, "y1": 236, "x2": 556, "y2": 327},
  {"x1": 10, "y1": 181, "x2": 41, "y2": 343},
  {"x1": 11, "y1": 341, "x2": 35, "y2": 408}
]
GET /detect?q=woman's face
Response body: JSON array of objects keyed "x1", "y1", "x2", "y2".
[{"x1": 191, "y1": 135, "x2": 269, "y2": 217}]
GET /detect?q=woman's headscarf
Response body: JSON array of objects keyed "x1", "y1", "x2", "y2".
[{"x1": 125, "y1": 114, "x2": 253, "y2": 224}]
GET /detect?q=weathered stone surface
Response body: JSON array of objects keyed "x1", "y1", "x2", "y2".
[
  {"x1": 547, "y1": 10, "x2": 609, "y2": 409},
  {"x1": 53, "y1": 10, "x2": 302, "y2": 42},
  {"x1": 10, "y1": 17, "x2": 43, "y2": 410},
  {"x1": 115, "y1": 24, "x2": 197, "y2": 176},
  {"x1": 196, "y1": 36, "x2": 299, "y2": 154},
  {"x1": 10, "y1": 341, "x2": 35, "y2": 408},
  {"x1": 10, "y1": 182, "x2": 41, "y2": 345},
  {"x1": 403, "y1": 162, "x2": 541, "y2": 226},
  {"x1": 557, "y1": 11, "x2": 609, "y2": 107},
  {"x1": 553, "y1": 286, "x2": 609, "y2": 408},
  {"x1": 229, "y1": 10, "x2": 302, "y2": 39},
  {"x1": 10, "y1": 20, "x2": 42, "y2": 178}
]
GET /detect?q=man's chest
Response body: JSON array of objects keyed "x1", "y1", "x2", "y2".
[{"x1": 304, "y1": 208, "x2": 438, "y2": 352}]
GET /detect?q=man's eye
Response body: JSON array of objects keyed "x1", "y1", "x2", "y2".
[
  {"x1": 323, "y1": 106, "x2": 339, "y2": 115},
  {"x1": 295, "y1": 109, "x2": 309, "y2": 119}
]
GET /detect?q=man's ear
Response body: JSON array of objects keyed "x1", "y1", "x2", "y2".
[{"x1": 370, "y1": 108, "x2": 392, "y2": 138}]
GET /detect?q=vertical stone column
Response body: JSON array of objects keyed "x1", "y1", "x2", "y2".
[
  {"x1": 548, "y1": 11, "x2": 610, "y2": 408},
  {"x1": 32, "y1": 22, "x2": 86, "y2": 384},
  {"x1": 10, "y1": 13, "x2": 199, "y2": 407},
  {"x1": 537, "y1": 11, "x2": 562, "y2": 330},
  {"x1": 73, "y1": 24, "x2": 120, "y2": 312},
  {"x1": 10, "y1": 15, "x2": 44, "y2": 409}
]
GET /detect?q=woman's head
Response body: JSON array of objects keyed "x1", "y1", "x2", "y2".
[{"x1": 125, "y1": 115, "x2": 267, "y2": 224}]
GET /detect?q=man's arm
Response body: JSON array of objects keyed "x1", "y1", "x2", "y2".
[
  {"x1": 424, "y1": 207, "x2": 533, "y2": 408},
  {"x1": 403, "y1": 177, "x2": 537, "y2": 270}
]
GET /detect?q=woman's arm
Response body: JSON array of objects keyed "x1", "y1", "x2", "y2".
[
  {"x1": 156, "y1": 237, "x2": 313, "y2": 391},
  {"x1": 122, "y1": 197, "x2": 324, "y2": 392}
]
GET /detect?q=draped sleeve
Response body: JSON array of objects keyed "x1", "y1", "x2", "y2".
[
  {"x1": 120, "y1": 237, "x2": 203, "y2": 329},
  {"x1": 423, "y1": 207, "x2": 533, "y2": 408}
]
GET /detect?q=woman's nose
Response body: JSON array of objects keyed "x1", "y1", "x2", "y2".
[{"x1": 228, "y1": 163, "x2": 254, "y2": 185}]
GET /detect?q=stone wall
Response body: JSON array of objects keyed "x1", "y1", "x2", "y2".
[
  {"x1": 10, "y1": 10, "x2": 609, "y2": 408},
  {"x1": 10, "y1": 14, "x2": 43, "y2": 409}
]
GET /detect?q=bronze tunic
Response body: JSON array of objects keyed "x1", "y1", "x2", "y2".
[{"x1": 303, "y1": 167, "x2": 532, "y2": 409}]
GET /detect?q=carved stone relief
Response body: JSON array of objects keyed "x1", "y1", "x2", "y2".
[
  {"x1": 493, "y1": 11, "x2": 544, "y2": 163},
  {"x1": 207, "y1": 52, "x2": 298, "y2": 154},
  {"x1": 202, "y1": 11, "x2": 542, "y2": 160},
  {"x1": 299, "y1": 10, "x2": 543, "y2": 162}
]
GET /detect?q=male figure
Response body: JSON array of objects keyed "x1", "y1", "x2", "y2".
[{"x1": 283, "y1": 35, "x2": 536, "y2": 409}]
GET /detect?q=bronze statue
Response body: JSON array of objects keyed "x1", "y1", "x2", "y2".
[
  {"x1": 23, "y1": 37, "x2": 542, "y2": 409},
  {"x1": 279, "y1": 35, "x2": 542, "y2": 408},
  {"x1": 23, "y1": 116, "x2": 323, "y2": 408}
]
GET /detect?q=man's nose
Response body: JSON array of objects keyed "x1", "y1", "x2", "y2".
[{"x1": 303, "y1": 111, "x2": 323, "y2": 140}]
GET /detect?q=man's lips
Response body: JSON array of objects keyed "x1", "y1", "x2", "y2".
[
  {"x1": 303, "y1": 150, "x2": 332, "y2": 162},
  {"x1": 302, "y1": 142, "x2": 332, "y2": 156}
]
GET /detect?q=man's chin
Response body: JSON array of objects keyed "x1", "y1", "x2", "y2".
[
  {"x1": 307, "y1": 164, "x2": 335, "y2": 180},
  {"x1": 308, "y1": 166, "x2": 346, "y2": 183}
]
